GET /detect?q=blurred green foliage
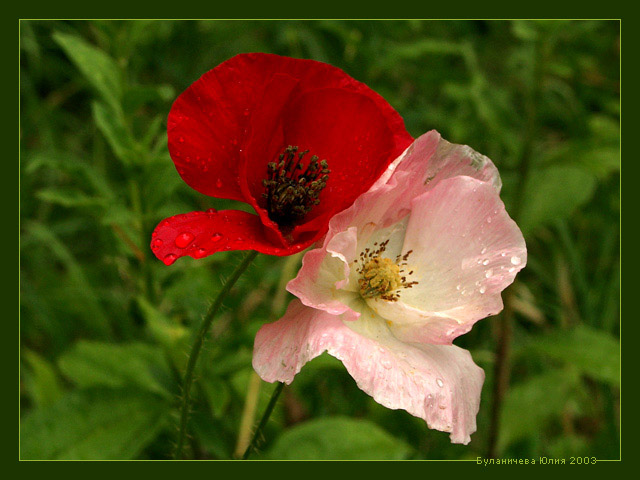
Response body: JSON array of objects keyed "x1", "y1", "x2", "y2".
[{"x1": 20, "y1": 20, "x2": 619, "y2": 460}]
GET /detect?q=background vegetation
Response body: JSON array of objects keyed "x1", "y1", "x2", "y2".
[{"x1": 19, "y1": 20, "x2": 620, "y2": 460}]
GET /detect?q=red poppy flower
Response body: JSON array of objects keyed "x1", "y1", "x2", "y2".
[{"x1": 151, "y1": 53, "x2": 412, "y2": 265}]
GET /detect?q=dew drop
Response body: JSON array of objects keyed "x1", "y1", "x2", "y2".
[
  {"x1": 215, "y1": 178, "x2": 223, "y2": 188},
  {"x1": 151, "y1": 238, "x2": 163, "y2": 250},
  {"x1": 206, "y1": 208, "x2": 217, "y2": 214},
  {"x1": 481, "y1": 247, "x2": 487, "y2": 254},
  {"x1": 482, "y1": 259, "x2": 489, "y2": 266},
  {"x1": 436, "y1": 378, "x2": 444, "y2": 387},
  {"x1": 175, "y1": 232, "x2": 195, "y2": 249},
  {"x1": 487, "y1": 217, "x2": 492, "y2": 223},
  {"x1": 211, "y1": 233, "x2": 223, "y2": 242},
  {"x1": 485, "y1": 269, "x2": 493, "y2": 278},
  {"x1": 179, "y1": 136, "x2": 184, "y2": 143},
  {"x1": 163, "y1": 253, "x2": 177, "y2": 265},
  {"x1": 511, "y1": 256, "x2": 521, "y2": 265},
  {"x1": 479, "y1": 286, "x2": 486, "y2": 294}
]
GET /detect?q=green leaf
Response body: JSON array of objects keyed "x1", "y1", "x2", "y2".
[
  {"x1": 499, "y1": 368, "x2": 580, "y2": 452},
  {"x1": 58, "y1": 341, "x2": 173, "y2": 397},
  {"x1": 20, "y1": 389, "x2": 168, "y2": 459},
  {"x1": 92, "y1": 101, "x2": 137, "y2": 166},
  {"x1": 53, "y1": 31, "x2": 124, "y2": 111},
  {"x1": 122, "y1": 84, "x2": 175, "y2": 112},
  {"x1": 201, "y1": 378, "x2": 231, "y2": 418},
  {"x1": 525, "y1": 325, "x2": 620, "y2": 385},
  {"x1": 519, "y1": 165, "x2": 597, "y2": 234},
  {"x1": 266, "y1": 416, "x2": 411, "y2": 460},
  {"x1": 36, "y1": 187, "x2": 107, "y2": 208},
  {"x1": 25, "y1": 150, "x2": 114, "y2": 198},
  {"x1": 136, "y1": 296, "x2": 189, "y2": 348},
  {"x1": 21, "y1": 350, "x2": 64, "y2": 409},
  {"x1": 23, "y1": 223, "x2": 111, "y2": 336}
]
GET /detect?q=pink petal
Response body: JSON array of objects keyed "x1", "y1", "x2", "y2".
[
  {"x1": 372, "y1": 176, "x2": 526, "y2": 344},
  {"x1": 253, "y1": 300, "x2": 485, "y2": 444},
  {"x1": 320, "y1": 131, "x2": 502, "y2": 251},
  {"x1": 394, "y1": 131, "x2": 502, "y2": 192},
  {"x1": 287, "y1": 227, "x2": 360, "y2": 315}
]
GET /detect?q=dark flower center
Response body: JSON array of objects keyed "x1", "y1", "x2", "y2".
[{"x1": 262, "y1": 145, "x2": 330, "y2": 227}]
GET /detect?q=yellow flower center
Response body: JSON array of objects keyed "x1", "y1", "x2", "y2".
[
  {"x1": 355, "y1": 239, "x2": 418, "y2": 302},
  {"x1": 359, "y1": 257, "x2": 402, "y2": 299}
]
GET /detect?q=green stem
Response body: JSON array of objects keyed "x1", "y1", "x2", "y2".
[
  {"x1": 242, "y1": 382, "x2": 285, "y2": 460},
  {"x1": 174, "y1": 250, "x2": 259, "y2": 459}
]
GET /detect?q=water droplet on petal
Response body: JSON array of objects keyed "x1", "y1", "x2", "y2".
[
  {"x1": 436, "y1": 378, "x2": 444, "y2": 387},
  {"x1": 511, "y1": 256, "x2": 521, "y2": 265},
  {"x1": 481, "y1": 247, "x2": 487, "y2": 254},
  {"x1": 175, "y1": 232, "x2": 195, "y2": 248},
  {"x1": 163, "y1": 253, "x2": 177, "y2": 265},
  {"x1": 485, "y1": 269, "x2": 493, "y2": 278},
  {"x1": 151, "y1": 238, "x2": 163, "y2": 250},
  {"x1": 179, "y1": 136, "x2": 185, "y2": 143},
  {"x1": 479, "y1": 286, "x2": 486, "y2": 294},
  {"x1": 215, "y1": 178, "x2": 223, "y2": 188},
  {"x1": 206, "y1": 208, "x2": 217, "y2": 214},
  {"x1": 211, "y1": 233, "x2": 223, "y2": 242},
  {"x1": 487, "y1": 217, "x2": 492, "y2": 223},
  {"x1": 482, "y1": 259, "x2": 490, "y2": 265}
]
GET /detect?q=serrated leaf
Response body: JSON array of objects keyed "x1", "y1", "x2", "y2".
[
  {"x1": 58, "y1": 341, "x2": 172, "y2": 397},
  {"x1": 526, "y1": 325, "x2": 620, "y2": 385},
  {"x1": 36, "y1": 187, "x2": 106, "y2": 208},
  {"x1": 25, "y1": 150, "x2": 114, "y2": 198},
  {"x1": 53, "y1": 31, "x2": 123, "y2": 111},
  {"x1": 519, "y1": 165, "x2": 597, "y2": 234},
  {"x1": 266, "y1": 416, "x2": 412, "y2": 460},
  {"x1": 92, "y1": 101, "x2": 137, "y2": 166},
  {"x1": 20, "y1": 389, "x2": 168, "y2": 459}
]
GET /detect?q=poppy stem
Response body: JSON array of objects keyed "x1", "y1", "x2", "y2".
[
  {"x1": 242, "y1": 382, "x2": 285, "y2": 460},
  {"x1": 174, "y1": 250, "x2": 259, "y2": 459}
]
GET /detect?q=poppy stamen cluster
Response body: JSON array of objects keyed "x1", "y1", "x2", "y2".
[
  {"x1": 355, "y1": 240, "x2": 417, "y2": 301},
  {"x1": 262, "y1": 145, "x2": 330, "y2": 227}
]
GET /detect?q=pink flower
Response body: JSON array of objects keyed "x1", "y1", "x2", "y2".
[{"x1": 252, "y1": 131, "x2": 527, "y2": 444}]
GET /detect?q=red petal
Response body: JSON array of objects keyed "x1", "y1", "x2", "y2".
[
  {"x1": 283, "y1": 88, "x2": 410, "y2": 241},
  {"x1": 168, "y1": 53, "x2": 411, "y2": 205},
  {"x1": 150, "y1": 210, "x2": 309, "y2": 264}
]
